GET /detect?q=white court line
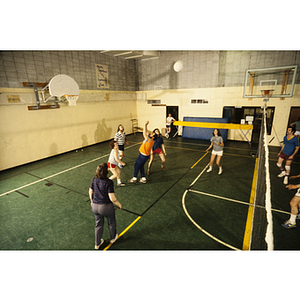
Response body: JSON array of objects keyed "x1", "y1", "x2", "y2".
[
  {"x1": 188, "y1": 189, "x2": 290, "y2": 216},
  {"x1": 182, "y1": 162, "x2": 241, "y2": 250},
  {"x1": 0, "y1": 143, "x2": 139, "y2": 198},
  {"x1": 182, "y1": 190, "x2": 241, "y2": 251}
]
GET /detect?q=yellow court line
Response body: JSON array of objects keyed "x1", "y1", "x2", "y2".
[
  {"x1": 242, "y1": 157, "x2": 259, "y2": 250},
  {"x1": 103, "y1": 216, "x2": 141, "y2": 251},
  {"x1": 173, "y1": 120, "x2": 253, "y2": 130},
  {"x1": 191, "y1": 152, "x2": 209, "y2": 169}
]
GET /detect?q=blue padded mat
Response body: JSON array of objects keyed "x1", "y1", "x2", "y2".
[{"x1": 181, "y1": 117, "x2": 228, "y2": 141}]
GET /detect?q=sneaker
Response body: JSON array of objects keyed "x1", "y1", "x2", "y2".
[
  {"x1": 207, "y1": 166, "x2": 212, "y2": 173},
  {"x1": 218, "y1": 167, "x2": 223, "y2": 175},
  {"x1": 139, "y1": 178, "x2": 147, "y2": 184},
  {"x1": 281, "y1": 220, "x2": 297, "y2": 229},
  {"x1": 95, "y1": 239, "x2": 104, "y2": 249},
  {"x1": 278, "y1": 171, "x2": 286, "y2": 178},
  {"x1": 110, "y1": 234, "x2": 118, "y2": 244},
  {"x1": 283, "y1": 176, "x2": 288, "y2": 185},
  {"x1": 117, "y1": 182, "x2": 125, "y2": 186},
  {"x1": 128, "y1": 178, "x2": 137, "y2": 183}
]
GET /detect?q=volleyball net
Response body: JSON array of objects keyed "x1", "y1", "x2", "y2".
[{"x1": 250, "y1": 106, "x2": 273, "y2": 250}]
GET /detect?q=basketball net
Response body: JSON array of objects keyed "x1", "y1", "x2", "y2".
[
  {"x1": 261, "y1": 90, "x2": 273, "y2": 100},
  {"x1": 65, "y1": 95, "x2": 78, "y2": 106}
]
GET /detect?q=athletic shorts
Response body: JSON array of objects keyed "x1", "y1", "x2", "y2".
[
  {"x1": 295, "y1": 188, "x2": 300, "y2": 197},
  {"x1": 152, "y1": 148, "x2": 163, "y2": 155},
  {"x1": 107, "y1": 162, "x2": 116, "y2": 169},
  {"x1": 280, "y1": 152, "x2": 293, "y2": 161},
  {"x1": 118, "y1": 144, "x2": 124, "y2": 151},
  {"x1": 212, "y1": 150, "x2": 223, "y2": 156}
]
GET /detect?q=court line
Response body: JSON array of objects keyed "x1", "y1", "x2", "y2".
[
  {"x1": 0, "y1": 143, "x2": 139, "y2": 198},
  {"x1": 182, "y1": 190, "x2": 241, "y2": 251},
  {"x1": 103, "y1": 216, "x2": 141, "y2": 251},
  {"x1": 189, "y1": 188, "x2": 290, "y2": 215},
  {"x1": 242, "y1": 158, "x2": 258, "y2": 250}
]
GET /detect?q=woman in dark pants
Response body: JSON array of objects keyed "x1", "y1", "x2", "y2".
[{"x1": 89, "y1": 163, "x2": 122, "y2": 249}]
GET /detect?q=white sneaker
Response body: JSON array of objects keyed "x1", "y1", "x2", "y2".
[
  {"x1": 139, "y1": 178, "x2": 147, "y2": 183},
  {"x1": 95, "y1": 239, "x2": 104, "y2": 249},
  {"x1": 278, "y1": 171, "x2": 286, "y2": 178},
  {"x1": 283, "y1": 176, "x2": 288, "y2": 185},
  {"x1": 218, "y1": 167, "x2": 223, "y2": 175},
  {"x1": 207, "y1": 166, "x2": 212, "y2": 173},
  {"x1": 110, "y1": 234, "x2": 119, "y2": 244}
]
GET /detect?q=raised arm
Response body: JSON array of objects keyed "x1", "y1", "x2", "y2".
[{"x1": 143, "y1": 121, "x2": 149, "y2": 140}]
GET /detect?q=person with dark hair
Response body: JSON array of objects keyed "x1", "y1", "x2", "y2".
[
  {"x1": 277, "y1": 125, "x2": 299, "y2": 185},
  {"x1": 282, "y1": 174, "x2": 300, "y2": 229},
  {"x1": 206, "y1": 129, "x2": 224, "y2": 175},
  {"x1": 89, "y1": 163, "x2": 122, "y2": 249},
  {"x1": 128, "y1": 121, "x2": 158, "y2": 184},
  {"x1": 147, "y1": 128, "x2": 167, "y2": 175},
  {"x1": 108, "y1": 140, "x2": 125, "y2": 186},
  {"x1": 114, "y1": 124, "x2": 128, "y2": 168}
]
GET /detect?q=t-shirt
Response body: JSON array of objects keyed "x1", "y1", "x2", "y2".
[
  {"x1": 152, "y1": 136, "x2": 164, "y2": 151},
  {"x1": 139, "y1": 137, "x2": 154, "y2": 156},
  {"x1": 210, "y1": 136, "x2": 223, "y2": 152},
  {"x1": 90, "y1": 177, "x2": 114, "y2": 204},
  {"x1": 166, "y1": 117, "x2": 175, "y2": 125},
  {"x1": 283, "y1": 135, "x2": 299, "y2": 156},
  {"x1": 114, "y1": 131, "x2": 126, "y2": 145},
  {"x1": 108, "y1": 149, "x2": 119, "y2": 165}
]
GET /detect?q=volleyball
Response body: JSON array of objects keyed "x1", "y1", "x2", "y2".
[{"x1": 173, "y1": 61, "x2": 183, "y2": 72}]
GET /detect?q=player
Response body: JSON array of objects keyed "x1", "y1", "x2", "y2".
[
  {"x1": 108, "y1": 140, "x2": 126, "y2": 186},
  {"x1": 114, "y1": 124, "x2": 129, "y2": 168},
  {"x1": 147, "y1": 128, "x2": 167, "y2": 175},
  {"x1": 166, "y1": 114, "x2": 175, "y2": 138},
  {"x1": 206, "y1": 129, "x2": 224, "y2": 175},
  {"x1": 281, "y1": 174, "x2": 300, "y2": 229},
  {"x1": 128, "y1": 121, "x2": 158, "y2": 184},
  {"x1": 277, "y1": 125, "x2": 299, "y2": 185}
]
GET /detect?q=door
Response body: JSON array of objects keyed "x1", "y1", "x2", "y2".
[{"x1": 166, "y1": 106, "x2": 179, "y2": 136}]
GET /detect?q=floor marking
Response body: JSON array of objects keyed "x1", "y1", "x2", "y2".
[
  {"x1": 182, "y1": 190, "x2": 241, "y2": 251},
  {"x1": 0, "y1": 143, "x2": 139, "y2": 198},
  {"x1": 103, "y1": 216, "x2": 141, "y2": 251},
  {"x1": 191, "y1": 152, "x2": 209, "y2": 169},
  {"x1": 243, "y1": 158, "x2": 258, "y2": 250}
]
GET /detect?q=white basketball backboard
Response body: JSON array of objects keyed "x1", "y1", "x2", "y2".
[
  {"x1": 244, "y1": 65, "x2": 298, "y2": 98},
  {"x1": 48, "y1": 74, "x2": 79, "y2": 97}
]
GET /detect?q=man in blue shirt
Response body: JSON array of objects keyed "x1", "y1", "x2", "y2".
[{"x1": 277, "y1": 125, "x2": 299, "y2": 185}]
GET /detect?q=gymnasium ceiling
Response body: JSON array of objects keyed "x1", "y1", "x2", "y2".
[{"x1": 100, "y1": 50, "x2": 160, "y2": 61}]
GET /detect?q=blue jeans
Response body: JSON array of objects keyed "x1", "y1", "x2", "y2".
[
  {"x1": 91, "y1": 202, "x2": 116, "y2": 245},
  {"x1": 134, "y1": 153, "x2": 150, "y2": 177}
]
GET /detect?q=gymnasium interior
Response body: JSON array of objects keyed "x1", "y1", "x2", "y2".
[{"x1": 1, "y1": 5, "x2": 299, "y2": 298}]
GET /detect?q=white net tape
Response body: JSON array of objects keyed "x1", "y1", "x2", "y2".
[{"x1": 65, "y1": 95, "x2": 78, "y2": 106}]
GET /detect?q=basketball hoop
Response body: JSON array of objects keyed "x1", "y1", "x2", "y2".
[
  {"x1": 261, "y1": 89, "x2": 274, "y2": 100},
  {"x1": 65, "y1": 95, "x2": 78, "y2": 106}
]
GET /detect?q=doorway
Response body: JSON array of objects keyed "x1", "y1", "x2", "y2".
[{"x1": 166, "y1": 106, "x2": 179, "y2": 137}]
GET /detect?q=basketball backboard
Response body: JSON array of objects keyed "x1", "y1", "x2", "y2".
[
  {"x1": 48, "y1": 74, "x2": 79, "y2": 98},
  {"x1": 244, "y1": 65, "x2": 298, "y2": 98}
]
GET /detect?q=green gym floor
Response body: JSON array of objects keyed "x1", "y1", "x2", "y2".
[{"x1": 1, "y1": 133, "x2": 300, "y2": 251}]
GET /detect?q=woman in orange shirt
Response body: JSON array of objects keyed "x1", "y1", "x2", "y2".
[{"x1": 128, "y1": 121, "x2": 158, "y2": 184}]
